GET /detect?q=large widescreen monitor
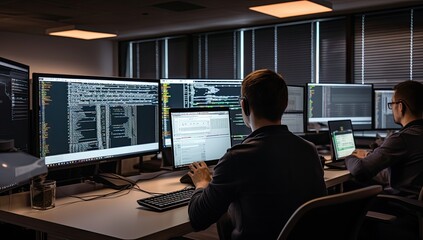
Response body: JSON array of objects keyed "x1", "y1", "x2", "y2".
[
  {"x1": 306, "y1": 83, "x2": 373, "y2": 132},
  {"x1": 33, "y1": 73, "x2": 160, "y2": 170},
  {"x1": 374, "y1": 89, "x2": 401, "y2": 130},
  {"x1": 0, "y1": 57, "x2": 30, "y2": 152},
  {"x1": 160, "y1": 79, "x2": 249, "y2": 147}
]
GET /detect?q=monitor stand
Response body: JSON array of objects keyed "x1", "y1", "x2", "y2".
[
  {"x1": 93, "y1": 172, "x2": 135, "y2": 190},
  {"x1": 92, "y1": 163, "x2": 136, "y2": 190}
]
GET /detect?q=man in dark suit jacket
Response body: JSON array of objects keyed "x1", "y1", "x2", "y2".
[{"x1": 186, "y1": 69, "x2": 327, "y2": 240}]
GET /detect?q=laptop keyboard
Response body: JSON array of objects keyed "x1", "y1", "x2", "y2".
[{"x1": 137, "y1": 187, "x2": 195, "y2": 212}]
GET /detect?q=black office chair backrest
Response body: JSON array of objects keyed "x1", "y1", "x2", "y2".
[
  {"x1": 277, "y1": 185, "x2": 383, "y2": 240},
  {"x1": 365, "y1": 185, "x2": 423, "y2": 240}
]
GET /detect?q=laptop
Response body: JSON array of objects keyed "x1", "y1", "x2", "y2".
[
  {"x1": 169, "y1": 107, "x2": 232, "y2": 170},
  {"x1": 325, "y1": 119, "x2": 356, "y2": 170}
]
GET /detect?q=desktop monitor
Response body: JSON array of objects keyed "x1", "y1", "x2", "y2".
[
  {"x1": 283, "y1": 85, "x2": 305, "y2": 133},
  {"x1": 32, "y1": 73, "x2": 160, "y2": 172},
  {"x1": 306, "y1": 83, "x2": 373, "y2": 132},
  {"x1": 160, "y1": 79, "x2": 249, "y2": 147},
  {"x1": 374, "y1": 89, "x2": 401, "y2": 130},
  {"x1": 0, "y1": 57, "x2": 31, "y2": 152}
]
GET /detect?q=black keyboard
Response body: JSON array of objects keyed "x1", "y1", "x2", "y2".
[{"x1": 137, "y1": 187, "x2": 195, "y2": 212}]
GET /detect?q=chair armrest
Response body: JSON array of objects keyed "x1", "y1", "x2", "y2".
[
  {"x1": 376, "y1": 194, "x2": 423, "y2": 213},
  {"x1": 366, "y1": 211, "x2": 397, "y2": 223},
  {"x1": 366, "y1": 194, "x2": 423, "y2": 223}
]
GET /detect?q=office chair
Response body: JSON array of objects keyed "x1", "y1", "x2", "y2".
[
  {"x1": 277, "y1": 185, "x2": 383, "y2": 240},
  {"x1": 365, "y1": 185, "x2": 423, "y2": 240}
]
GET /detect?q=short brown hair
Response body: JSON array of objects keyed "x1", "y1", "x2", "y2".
[
  {"x1": 241, "y1": 69, "x2": 288, "y2": 121},
  {"x1": 394, "y1": 80, "x2": 423, "y2": 116},
  {"x1": 393, "y1": 80, "x2": 423, "y2": 117}
]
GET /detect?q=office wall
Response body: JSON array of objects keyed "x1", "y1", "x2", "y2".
[{"x1": 0, "y1": 31, "x2": 116, "y2": 77}]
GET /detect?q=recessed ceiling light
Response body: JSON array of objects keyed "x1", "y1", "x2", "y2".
[
  {"x1": 250, "y1": 0, "x2": 332, "y2": 18},
  {"x1": 46, "y1": 25, "x2": 117, "y2": 40}
]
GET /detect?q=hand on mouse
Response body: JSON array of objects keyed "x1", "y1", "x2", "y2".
[{"x1": 188, "y1": 161, "x2": 212, "y2": 189}]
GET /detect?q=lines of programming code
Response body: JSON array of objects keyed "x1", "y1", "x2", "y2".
[
  {"x1": 0, "y1": 60, "x2": 30, "y2": 151},
  {"x1": 309, "y1": 85, "x2": 371, "y2": 118},
  {"x1": 307, "y1": 84, "x2": 373, "y2": 131},
  {"x1": 67, "y1": 82, "x2": 155, "y2": 153},
  {"x1": 39, "y1": 77, "x2": 159, "y2": 166},
  {"x1": 0, "y1": 73, "x2": 29, "y2": 120},
  {"x1": 161, "y1": 79, "x2": 249, "y2": 146}
]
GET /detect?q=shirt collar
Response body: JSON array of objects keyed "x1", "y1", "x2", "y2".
[
  {"x1": 402, "y1": 119, "x2": 423, "y2": 130},
  {"x1": 242, "y1": 125, "x2": 289, "y2": 143}
]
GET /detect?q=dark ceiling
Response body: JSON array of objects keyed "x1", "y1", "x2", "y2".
[{"x1": 0, "y1": 0, "x2": 420, "y2": 41}]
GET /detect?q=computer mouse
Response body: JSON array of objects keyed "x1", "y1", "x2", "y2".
[{"x1": 179, "y1": 173, "x2": 194, "y2": 185}]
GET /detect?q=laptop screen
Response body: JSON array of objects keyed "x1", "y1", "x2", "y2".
[
  {"x1": 328, "y1": 120, "x2": 356, "y2": 161},
  {"x1": 169, "y1": 107, "x2": 232, "y2": 169}
]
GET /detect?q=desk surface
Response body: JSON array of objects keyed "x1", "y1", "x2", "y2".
[{"x1": 0, "y1": 169, "x2": 350, "y2": 240}]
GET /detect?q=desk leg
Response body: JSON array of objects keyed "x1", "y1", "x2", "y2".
[{"x1": 327, "y1": 183, "x2": 344, "y2": 194}]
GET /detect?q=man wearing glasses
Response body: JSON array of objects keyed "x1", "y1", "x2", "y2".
[
  {"x1": 346, "y1": 80, "x2": 423, "y2": 195},
  {"x1": 346, "y1": 80, "x2": 423, "y2": 240}
]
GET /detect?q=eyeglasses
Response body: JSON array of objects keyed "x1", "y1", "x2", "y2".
[{"x1": 387, "y1": 101, "x2": 401, "y2": 110}]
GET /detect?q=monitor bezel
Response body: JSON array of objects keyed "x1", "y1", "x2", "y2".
[{"x1": 32, "y1": 72, "x2": 161, "y2": 171}]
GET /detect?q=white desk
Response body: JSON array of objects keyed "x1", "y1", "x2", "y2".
[{"x1": 0, "y1": 169, "x2": 350, "y2": 240}]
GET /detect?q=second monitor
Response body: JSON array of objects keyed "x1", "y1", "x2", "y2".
[
  {"x1": 306, "y1": 83, "x2": 373, "y2": 132},
  {"x1": 160, "y1": 79, "x2": 249, "y2": 147},
  {"x1": 374, "y1": 89, "x2": 401, "y2": 130}
]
